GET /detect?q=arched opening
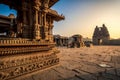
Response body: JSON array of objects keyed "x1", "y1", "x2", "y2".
[
  {"x1": 0, "y1": 4, "x2": 17, "y2": 37},
  {"x1": 98, "y1": 39, "x2": 103, "y2": 45}
]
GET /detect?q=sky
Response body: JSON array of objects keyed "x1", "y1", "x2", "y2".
[
  {"x1": 52, "y1": 0, "x2": 120, "y2": 39},
  {"x1": 0, "y1": 4, "x2": 17, "y2": 16},
  {"x1": 0, "y1": 0, "x2": 120, "y2": 39}
]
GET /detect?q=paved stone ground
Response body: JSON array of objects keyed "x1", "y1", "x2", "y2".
[{"x1": 14, "y1": 46, "x2": 120, "y2": 80}]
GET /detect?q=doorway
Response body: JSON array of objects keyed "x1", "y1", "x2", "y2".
[{"x1": 98, "y1": 39, "x2": 103, "y2": 45}]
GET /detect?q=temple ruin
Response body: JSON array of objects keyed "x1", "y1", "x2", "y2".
[
  {"x1": 92, "y1": 24, "x2": 110, "y2": 45},
  {"x1": 54, "y1": 34, "x2": 85, "y2": 48},
  {"x1": 54, "y1": 35, "x2": 68, "y2": 46},
  {"x1": 0, "y1": 0, "x2": 64, "y2": 80},
  {"x1": 68, "y1": 34, "x2": 85, "y2": 48}
]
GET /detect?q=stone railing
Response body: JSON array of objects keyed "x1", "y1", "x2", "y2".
[
  {"x1": 0, "y1": 38, "x2": 55, "y2": 46},
  {"x1": 0, "y1": 38, "x2": 29, "y2": 44},
  {"x1": 0, "y1": 38, "x2": 56, "y2": 55}
]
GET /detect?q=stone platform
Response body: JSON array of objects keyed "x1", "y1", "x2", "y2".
[
  {"x1": 0, "y1": 38, "x2": 60, "y2": 80},
  {"x1": 11, "y1": 46, "x2": 120, "y2": 80}
]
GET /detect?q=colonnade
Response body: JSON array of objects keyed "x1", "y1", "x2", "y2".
[{"x1": 17, "y1": 0, "x2": 54, "y2": 42}]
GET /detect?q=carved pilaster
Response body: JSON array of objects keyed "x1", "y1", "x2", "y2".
[
  {"x1": 22, "y1": 2, "x2": 27, "y2": 25},
  {"x1": 38, "y1": 11, "x2": 42, "y2": 39},
  {"x1": 28, "y1": 3, "x2": 33, "y2": 38},
  {"x1": 21, "y1": 1, "x2": 29, "y2": 38}
]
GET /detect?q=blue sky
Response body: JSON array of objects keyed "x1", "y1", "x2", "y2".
[
  {"x1": 0, "y1": 4, "x2": 17, "y2": 16},
  {"x1": 0, "y1": 0, "x2": 120, "y2": 39},
  {"x1": 52, "y1": 0, "x2": 120, "y2": 39}
]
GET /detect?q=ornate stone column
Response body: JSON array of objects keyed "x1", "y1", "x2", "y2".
[
  {"x1": 38, "y1": 10, "x2": 42, "y2": 39},
  {"x1": 43, "y1": 11, "x2": 48, "y2": 40},
  {"x1": 49, "y1": 18, "x2": 54, "y2": 42},
  {"x1": 43, "y1": 0, "x2": 50, "y2": 41},
  {"x1": 33, "y1": 0, "x2": 41, "y2": 40}
]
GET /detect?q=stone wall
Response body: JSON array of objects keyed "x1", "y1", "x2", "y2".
[{"x1": 104, "y1": 39, "x2": 120, "y2": 45}]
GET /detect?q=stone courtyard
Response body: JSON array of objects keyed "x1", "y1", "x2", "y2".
[{"x1": 14, "y1": 46, "x2": 120, "y2": 80}]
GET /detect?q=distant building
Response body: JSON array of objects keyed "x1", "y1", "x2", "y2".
[
  {"x1": 108, "y1": 39, "x2": 120, "y2": 45},
  {"x1": 92, "y1": 24, "x2": 110, "y2": 45},
  {"x1": 68, "y1": 34, "x2": 85, "y2": 48},
  {"x1": 54, "y1": 34, "x2": 85, "y2": 47}
]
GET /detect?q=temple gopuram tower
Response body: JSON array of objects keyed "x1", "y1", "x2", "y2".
[
  {"x1": 92, "y1": 24, "x2": 110, "y2": 45},
  {"x1": 0, "y1": 0, "x2": 64, "y2": 80}
]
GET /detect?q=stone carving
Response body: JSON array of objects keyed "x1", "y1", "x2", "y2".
[
  {"x1": 0, "y1": 0, "x2": 64, "y2": 80},
  {"x1": 92, "y1": 24, "x2": 110, "y2": 45},
  {"x1": 0, "y1": 50, "x2": 59, "y2": 80}
]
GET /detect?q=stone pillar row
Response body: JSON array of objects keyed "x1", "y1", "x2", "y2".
[
  {"x1": 19, "y1": 0, "x2": 54, "y2": 42},
  {"x1": 32, "y1": 0, "x2": 50, "y2": 41}
]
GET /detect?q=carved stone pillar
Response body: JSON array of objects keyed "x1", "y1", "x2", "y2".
[
  {"x1": 33, "y1": 0, "x2": 41, "y2": 40},
  {"x1": 43, "y1": 1, "x2": 49, "y2": 41},
  {"x1": 49, "y1": 18, "x2": 54, "y2": 42},
  {"x1": 33, "y1": 10, "x2": 40, "y2": 40},
  {"x1": 43, "y1": 12, "x2": 49, "y2": 40},
  {"x1": 39, "y1": 11, "x2": 42, "y2": 38}
]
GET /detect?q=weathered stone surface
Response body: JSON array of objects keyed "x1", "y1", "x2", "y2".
[
  {"x1": 103, "y1": 55, "x2": 112, "y2": 62},
  {"x1": 11, "y1": 46, "x2": 120, "y2": 80}
]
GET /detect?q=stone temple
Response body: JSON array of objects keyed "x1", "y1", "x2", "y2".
[
  {"x1": 92, "y1": 24, "x2": 110, "y2": 45},
  {"x1": 0, "y1": 0, "x2": 64, "y2": 80}
]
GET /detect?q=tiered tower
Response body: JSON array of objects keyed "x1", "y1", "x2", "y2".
[
  {"x1": 92, "y1": 24, "x2": 110, "y2": 45},
  {"x1": 0, "y1": 0, "x2": 64, "y2": 80}
]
